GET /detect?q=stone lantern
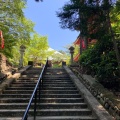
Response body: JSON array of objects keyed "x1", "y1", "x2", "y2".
[
  {"x1": 69, "y1": 46, "x2": 75, "y2": 65},
  {"x1": 19, "y1": 45, "x2": 26, "y2": 68}
]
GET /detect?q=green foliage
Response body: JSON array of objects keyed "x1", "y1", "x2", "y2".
[
  {"x1": 52, "y1": 63, "x2": 61, "y2": 68},
  {"x1": 0, "y1": 0, "x2": 34, "y2": 57},
  {"x1": 56, "y1": 0, "x2": 80, "y2": 31},
  {"x1": 96, "y1": 51, "x2": 118, "y2": 79},
  {"x1": 79, "y1": 39, "x2": 119, "y2": 88},
  {"x1": 8, "y1": 46, "x2": 20, "y2": 66},
  {"x1": 57, "y1": 0, "x2": 120, "y2": 88},
  {"x1": 9, "y1": 33, "x2": 50, "y2": 66},
  {"x1": 24, "y1": 33, "x2": 49, "y2": 65}
]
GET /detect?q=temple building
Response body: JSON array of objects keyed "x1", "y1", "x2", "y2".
[{"x1": 73, "y1": 36, "x2": 97, "y2": 62}]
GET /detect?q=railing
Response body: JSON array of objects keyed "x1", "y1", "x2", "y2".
[{"x1": 22, "y1": 59, "x2": 48, "y2": 120}]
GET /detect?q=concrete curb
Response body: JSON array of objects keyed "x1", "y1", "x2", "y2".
[
  {"x1": 0, "y1": 65, "x2": 32, "y2": 94},
  {"x1": 64, "y1": 66, "x2": 114, "y2": 120}
]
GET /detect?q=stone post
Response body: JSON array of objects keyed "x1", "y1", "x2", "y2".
[
  {"x1": 69, "y1": 46, "x2": 75, "y2": 65},
  {"x1": 19, "y1": 45, "x2": 26, "y2": 68}
]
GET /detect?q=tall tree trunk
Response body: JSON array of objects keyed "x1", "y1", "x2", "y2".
[
  {"x1": 107, "y1": 8, "x2": 120, "y2": 74},
  {"x1": 80, "y1": 36, "x2": 83, "y2": 54},
  {"x1": 84, "y1": 36, "x2": 88, "y2": 49},
  {"x1": 79, "y1": 0, "x2": 85, "y2": 54},
  {"x1": 0, "y1": 54, "x2": 2, "y2": 74}
]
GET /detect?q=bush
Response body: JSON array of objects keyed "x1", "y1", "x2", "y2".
[{"x1": 79, "y1": 41, "x2": 119, "y2": 90}]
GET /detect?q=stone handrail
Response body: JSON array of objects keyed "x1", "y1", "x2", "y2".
[{"x1": 70, "y1": 67, "x2": 120, "y2": 120}]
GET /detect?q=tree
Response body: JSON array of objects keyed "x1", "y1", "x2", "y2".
[
  {"x1": 24, "y1": 33, "x2": 49, "y2": 65},
  {"x1": 57, "y1": 0, "x2": 120, "y2": 72},
  {"x1": 0, "y1": 0, "x2": 34, "y2": 57},
  {"x1": 57, "y1": 0, "x2": 80, "y2": 31},
  {"x1": 107, "y1": 0, "x2": 120, "y2": 70}
]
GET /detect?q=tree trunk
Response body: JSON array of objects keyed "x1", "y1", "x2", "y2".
[
  {"x1": 107, "y1": 9, "x2": 120, "y2": 74},
  {"x1": 84, "y1": 36, "x2": 88, "y2": 49},
  {"x1": 80, "y1": 36, "x2": 83, "y2": 54},
  {"x1": 79, "y1": 0, "x2": 88, "y2": 51}
]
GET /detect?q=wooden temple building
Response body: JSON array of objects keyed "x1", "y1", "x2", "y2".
[{"x1": 73, "y1": 37, "x2": 97, "y2": 62}]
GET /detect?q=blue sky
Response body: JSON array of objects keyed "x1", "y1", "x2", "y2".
[{"x1": 24, "y1": 0, "x2": 79, "y2": 51}]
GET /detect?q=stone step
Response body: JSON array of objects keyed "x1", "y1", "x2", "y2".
[
  {"x1": 40, "y1": 94, "x2": 81, "y2": 98},
  {"x1": 3, "y1": 89, "x2": 79, "y2": 94},
  {"x1": 21, "y1": 75, "x2": 39, "y2": 78},
  {"x1": 11, "y1": 82, "x2": 37, "y2": 84},
  {"x1": 35, "y1": 109, "x2": 92, "y2": 116},
  {"x1": 22, "y1": 71, "x2": 41, "y2": 74},
  {"x1": 45, "y1": 72, "x2": 67, "y2": 74},
  {"x1": 42, "y1": 84, "x2": 75, "y2": 87},
  {"x1": 11, "y1": 84, "x2": 36, "y2": 87},
  {"x1": 0, "y1": 116, "x2": 97, "y2": 120},
  {"x1": 45, "y1": 73, "x2": 65, "y2": 75},
  {"x1": 42, "y1": 87, "x2": 77, "y2": 90},
  {"x1": 3, "y1": 90, "x2": 34, "y2": 94},
  {"x1": 0, "y1": 109, "x2": 92, "y2": 117},
  {"x1": 0, "y1": 98, "x2": 30, "y2": 103},
  {"x1": 46, "y1": 71, "x2": 67, "y2": 73},
  {"x1": 6, "y1": 86, "x2": 77, "y2": 90},
  {"x1": 0, "y1": 94, "x2": 32, "y2": 98},
  {"x1": 18, "y1": 78, "x2": 38, "y2": 80},
  {"x1": 0, "y1": 98, "x2": 84, "y2": 103},
  {"x1": 46, "y1": 69, "x2": 65, "y2": 71},
  {"x1": 44, "y1": 77, "x2": 70, "y2": 79},
  {"x1": 0, "y1": 94, "x2": 81, "y2": 98},
  {"x1": 43, "y1": 81, "x2": 73, "y2": 84},
  {"x1": 45, "y1": 74, "x2": 69, "y2": 76},
  {"x1": 43, "y1": 79, "x2": 71, "y2": 82},
  {"x1": 0, "y1": 103, "x2": 87, "y2": 109},
  {"x1": 44, "y1": 80, "x2": 72, "y2": 82},
  {"x1": 46, "y1": 73, "x2": 68, "y2": 76},
  {"x1": 25, "y1": 69, "x2": 41, "y2": 71},
  {"x1": 44, "y1": 76, "x2": 70, "y2": 78},
  {"x1": 6, "y1": 87, "x2": 35, "y2": 90},
  {"x1": 38, "y1": 103, "x2": 87, "y2": 109},
  {"x1": 21, "y1": 74, "x2": 40, "y2": 76},
  {"x1": 23, "y1": 70, "x2": 40, "y2": 73},
  {"x1": 42, "y1": 83, "x2": 74, "y2": 86},
  {"x1": 0, "y1": 117, "x2": 22, "y2": 120},
  {"x1": 39, "y1": 98, "x2": 84, "y2": 103},
  {"x1": 24, "y1": 69, "x2": 41, "y2": 71},
  {"x1": 28, "y1": 116, "x2": 97, "y2": 120},
  {"x1": 43, "y1": 80, "x2": 72, "y2": 83},
  {"x1": 15, "y1": 81, "x2": 38, "y2": 84},
  {"x1": 41, "y1": 90, "x2": 79, "y2": 94},
  {"x1": 16, "y1": 79, "x2": 38, "y2": 82},
  {"x1": 0, "y1": 98, "x2": 41, "y2": 103}
]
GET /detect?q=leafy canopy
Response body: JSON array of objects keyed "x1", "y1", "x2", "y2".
[{"x1": 0, "y1": 0, "x2": 34, "y2": 57}]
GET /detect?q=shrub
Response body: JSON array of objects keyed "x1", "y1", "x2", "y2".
[{"x1": 79, "y1": 41, "x2": 119, "y2": 90}]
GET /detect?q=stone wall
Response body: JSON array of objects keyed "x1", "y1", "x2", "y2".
[
  {"x1": 71, "y1": 68, "x2": 120, "y2": 120},
  {"x1": 0, "y1": 53, "x2": 12, "y2": 73}
]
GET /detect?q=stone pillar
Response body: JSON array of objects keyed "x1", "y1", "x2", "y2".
[
  {"x1": 69, "y1": 46, "x2": 75, "y2": 65},
  {"x1": 19, "y1": 45, "x2": 26, "y2": 68}
]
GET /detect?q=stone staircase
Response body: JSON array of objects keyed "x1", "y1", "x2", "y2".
[
  {"x1": 34, "y1": 68, "x2": 97, "y2": 120},
  {"x1": 0, "y1": 67, "x2": 42, "y2": 120},
  {"x1": 0, "y1": 67, "x2": 97, "y2": 120}
]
